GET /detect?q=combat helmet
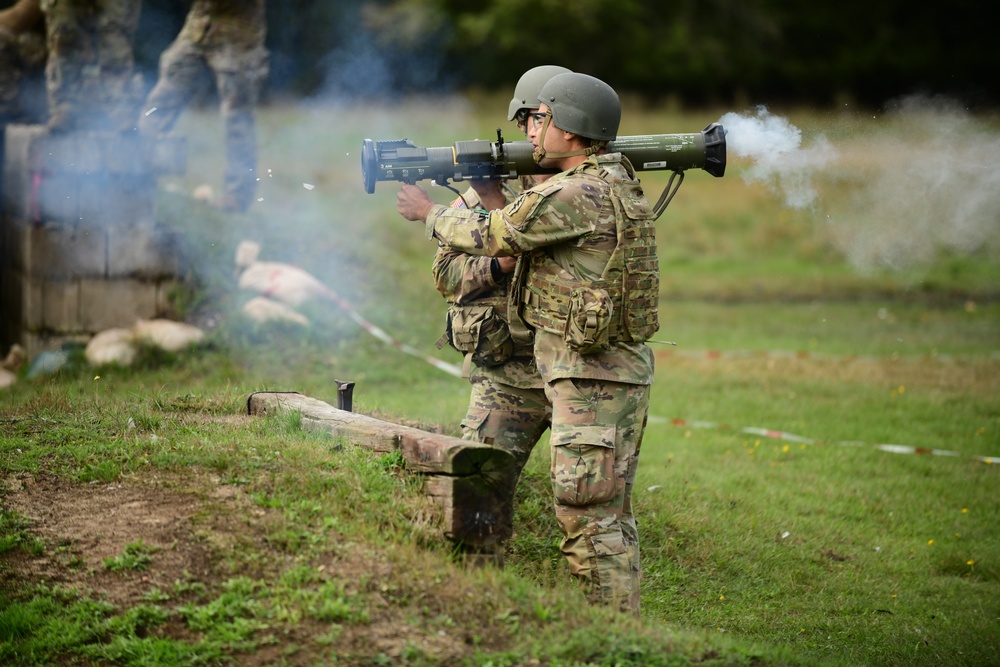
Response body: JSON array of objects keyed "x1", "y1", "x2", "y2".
[
  {"x1": 537, "y1": 72, "x2": 621, "y2": 142},
  {"x1": 508, "y1": 65, "x2": 572, "y2": 122}
]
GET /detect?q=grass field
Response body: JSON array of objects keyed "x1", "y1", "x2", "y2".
[{"x1": 2, "y1": 96, "x2": 999, "y2": 666}]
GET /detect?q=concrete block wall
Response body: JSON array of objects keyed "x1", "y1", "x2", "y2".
[{"x1": 0, "y1": 124, "x2": 187, "y2": 359}]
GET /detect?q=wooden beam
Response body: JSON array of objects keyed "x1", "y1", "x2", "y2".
[{"x1": 246, "y1": 391, "x2": 516, "y2": 550}]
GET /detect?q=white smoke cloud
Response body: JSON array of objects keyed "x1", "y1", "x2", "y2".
[
  {"x1": 719, "y1": 99, "x2": 1000, "y2": 274},
  {"x1": 830, "y1": 96, "x2": 1000, "y2": 273},
  {"x1": 719, "y1": 105, "x2": 837, "y2": 210}
]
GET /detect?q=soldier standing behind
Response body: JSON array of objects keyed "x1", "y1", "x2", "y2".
[
  {"x1": 431, "y1": 67, "x2": 573, "y2": 537},
  {"x1": 398, "y1": 73, "x2": 658, "y2": 615},
  {"x1": 139, "y1": 0, "x2": 268, "y2": 213},
  {"x1": 41, "y1": 0, "x2": 143, "y2": 132}
]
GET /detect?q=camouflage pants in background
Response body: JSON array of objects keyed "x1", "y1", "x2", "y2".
[
  {"x1": 545, "y1": 377, "x2": 648, "y2": 615},
  {"x1": 0, "y1": 30, "x2": 26, "y2": 119},
  {"x1": 139, "y1": 36, "x2": 268, "y2": 212},
  {"x1": 41, "y1": 0, "x2": 141, "y2": 130},
  {"x1": 460, "y1": 376, "x2": 551, "y2": 488},
  {"x1": 0, "y1": 27, "x2": 45, "y2": 122}
]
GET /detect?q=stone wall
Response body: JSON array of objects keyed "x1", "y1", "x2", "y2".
[{"x1": 0, "y1": 125, "x2": 186, "y2": 359}]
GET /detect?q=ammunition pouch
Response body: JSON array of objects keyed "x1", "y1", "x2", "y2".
[
  {"x1": 565, "y1": 286, "x2": 614, "y2": 354},
  {"x1": 523, "y1": 274, "x2": 621, "y2": 355},
  {"x1": 445, "y1": 304, "x2": 513, "y2": 367}
]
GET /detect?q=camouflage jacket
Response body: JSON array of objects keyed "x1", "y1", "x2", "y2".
[
  {"x1": 426, "y1": 154, "x2": 656, "y2": 386},
  {"x1": 431, "y1": 181, "x2": 543, "y2": 389}
]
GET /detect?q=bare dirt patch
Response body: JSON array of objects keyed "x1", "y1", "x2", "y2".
[
  {"x1": 2, "y1": 471, "x2": 228, "y2": 606},
  {"x1": 0, "y1": 469, "x2": 492, "y2": 665}
]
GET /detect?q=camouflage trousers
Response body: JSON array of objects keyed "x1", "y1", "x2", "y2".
[
  {"x1": 0, "y1": 29, "x2": 24, "y2": 120},
  {"x1": 139, "y1": 36, "x2": 268, "y2": 212},
  {"x1": 41, "y1": 0, "x2": 142, "y2": 131},
  {"x1": 459, "y1": 376, "x2": 551, "y2": 487},
  {"x1": 0, "y1": 28, "x2": 46, "y2": 123},
  {"x1": 545, "y1": 377, "x2": 648, "y2": 615}
]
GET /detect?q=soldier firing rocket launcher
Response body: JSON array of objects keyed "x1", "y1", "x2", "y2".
[{"x1": 361, "y1": 122, "x2": 725, "y2": 218}]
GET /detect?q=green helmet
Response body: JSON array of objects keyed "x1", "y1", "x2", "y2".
[
  {"x1": 537, "y1": 72, "x2": 621, "y2": 142},
  {"x1": 507, "y1": 65, "x2": 572, "y2": 121}
]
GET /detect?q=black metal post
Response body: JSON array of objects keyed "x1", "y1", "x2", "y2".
[{"x1": 335, "y1": 380, "x2": 355, "y2": 412}]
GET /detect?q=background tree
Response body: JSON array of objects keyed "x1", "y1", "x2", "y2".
[{"x1": 118, "y1": 0, "x2": 999, "y2": 109}]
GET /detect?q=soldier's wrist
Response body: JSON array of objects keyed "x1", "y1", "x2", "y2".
[{"x1": 489, "y1": 258, "x2": 503, "y2": 283}]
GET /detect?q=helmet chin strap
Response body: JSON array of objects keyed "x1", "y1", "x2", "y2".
[{"x1": 532, "y1": 114, "x2": 606, "y2": 163}]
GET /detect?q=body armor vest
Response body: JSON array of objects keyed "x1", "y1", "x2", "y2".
[{"x1": 520, "y1": 158, "x2": 660, "y2": 349}]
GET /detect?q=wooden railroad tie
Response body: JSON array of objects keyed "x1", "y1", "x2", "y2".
[{"x1": 246, "y1": 391, "x2": 516, "y2": 558}]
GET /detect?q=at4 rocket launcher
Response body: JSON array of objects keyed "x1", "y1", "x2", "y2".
[
  {"x1": 361, "y1": 122, "x2": 725, "y2": 218},
  {"x1": 361, "y1": 122, "x2": 725, "y2": 191}
]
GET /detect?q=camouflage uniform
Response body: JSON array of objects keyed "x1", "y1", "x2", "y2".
[
  {"x1": 424, "y1": 153, "x2": 657, "y2": 614},
  {"x1": 139, "y1": 0, "x2": 268, "y2": 212},
  {"x1": 432, "y1": 181, "x2": 551, "y2": 497},
  {"x1": 40, "y1": 0, "x2": 142, "y2": 131},
  {"x1": 0, "y1": 0, "x2": 46, "y2": 123}
]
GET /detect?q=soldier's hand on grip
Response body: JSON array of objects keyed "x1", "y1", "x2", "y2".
[{"x1": 396, "y1": 184, "x2": 434, "y2": 222}]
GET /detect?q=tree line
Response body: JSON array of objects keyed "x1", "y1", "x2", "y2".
[{"x1": 132, "y1": 0, "x2": 997, "y2": 109}]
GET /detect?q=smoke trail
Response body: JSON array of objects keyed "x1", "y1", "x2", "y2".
[
  {"x1": 720, "y1": 99, "x2": 1000, "y2": 274},
  {"x1": 719, "y1": 105, "x2": 836, "y2": 209},
  {"x1": 826, "y1": 96, "x2": 1000, "y2": 274}
]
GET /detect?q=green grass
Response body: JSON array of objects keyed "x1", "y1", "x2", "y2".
[
  {"x1": 104, "y1": 541, "x2": 159, "y2": 572},
  {"x1": 2, "y1": 99, "x2": 999, "y2": 666}
]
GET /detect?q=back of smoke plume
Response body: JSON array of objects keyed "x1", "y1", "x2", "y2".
[{"x1": 720, "y1": 97, "x2": 1000, "y2": 276}]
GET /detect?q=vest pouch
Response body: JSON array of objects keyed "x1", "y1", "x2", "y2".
[
  {"x1": 564, "y1": 286, "x2": 613, "y2": 355},
  {"x1": 609, "y1": 178, "x2": 659, "y2": 343},
  {"x1": 448, "y1": 304, "x2": 513, "y2": 367},
  {"x1": 623, "y1": 254, "x2": 660, "y2": 342}
]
